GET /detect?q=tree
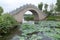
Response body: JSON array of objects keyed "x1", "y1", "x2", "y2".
[
  {"x1": 38, "y1": 2, "x2": 43, "y2": 10},
  {"x1": 44, "y1": 4, "x2": 48, "y2": 12},
  {"x1": 0, "y1": 6, "x2": 3, "y2": 16},
  {"x1": 56, "y1": 0, "x2": 60, "y2": 12},
  {"x1": 43, "y1": 4, "x2": 48, "y2": 15}
]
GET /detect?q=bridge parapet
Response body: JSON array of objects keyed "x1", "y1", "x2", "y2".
[{"x1": 10, "y1": 4, "x2": 47, "y2": 23}]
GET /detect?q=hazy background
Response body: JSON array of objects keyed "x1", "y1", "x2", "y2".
[{"x1": 0, "y1": 0, "x2": 56, "y2": 13}]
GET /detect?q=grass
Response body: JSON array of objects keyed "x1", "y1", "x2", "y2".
[{"x1": 46, "y1": 16, "x2": 60, "y2": 21}]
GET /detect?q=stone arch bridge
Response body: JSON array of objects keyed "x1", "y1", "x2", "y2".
[{"x1": 10, "y1": 4, "x2": 47, "y2": 23}]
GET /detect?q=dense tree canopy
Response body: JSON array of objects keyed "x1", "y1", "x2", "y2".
[
  {"x1": 0, "y1": 6, "x2": 3, "y2": 16},
  {"x1": 43, "y1": 4, "x2": 48, "y2": 15},
  {"x1": 38, "y1": 2, "x2": 43, "y2": 10},
  {"x1": 44, "y1": 4, "x2": 48, "y2": 12},
  {"x1": 56, "y1": 0, "x2": 60, "y2": 12}
]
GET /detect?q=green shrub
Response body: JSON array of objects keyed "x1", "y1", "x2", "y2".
[
  {"x1": 46, "y1": 16, "x2": 60, "y2": 21},
  {"x1": 24, "y1": 15, "x2": 34, "y2": 21},
  {"x1": 0, "y1": 14, "x2": 18, "y2": 35}
]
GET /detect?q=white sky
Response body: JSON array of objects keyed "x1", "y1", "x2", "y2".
[{"x1": 0, "y1": 0, "x2": 57, "y2": 13}]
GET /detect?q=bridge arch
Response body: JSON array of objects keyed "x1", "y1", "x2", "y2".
[{"x1": 10, "y1": 4, "x2": 47, "y2": 23}]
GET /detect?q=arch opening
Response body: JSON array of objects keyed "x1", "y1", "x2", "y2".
[{"x1": 22, "y1": 10, "x2": 39, "y2": 24}]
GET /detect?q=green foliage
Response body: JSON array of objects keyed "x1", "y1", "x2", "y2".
[
  {"x1": 44, "y1": 4, "x2": 48, "y2": 10},
  {"x1": 46, "y1": 16, "x2": 56, "y2": 21},
  {"x1": 56, "y1": 0, "x2": 60, "y2": 12},
  {"x1": 19, "y1": 21, "x2": 60, "y2": 40},
  {"x1": 0, "y1": 7, "x2": 3, "y2": 16},
  {"x1": 0, "y1": 14, "x2": 18, "y2": 35},
  {"x1": 38, "y1": 2, "x2": 43, "y2": 10},
  {"x1": 39, "y1": 21, "x2": 60, "y2": 27},
  {"x1": 24, "y1": 15, "x2": 34, "y2": 21},
  {"x1": 20, "y1": 23, "x2": 44, "y2": 40},
  {"x1": 43, "y1": 4, "x2": 49, "y2": 16},
  {"x1": 29, "y1": 34, "x2": 43, "y2": 40},
  {"x1": 20, "y1": 23, "x2": 36, "y2": 35},
  {"x1": 46, "y1": 16, "x2": 60, "y2": 21}
]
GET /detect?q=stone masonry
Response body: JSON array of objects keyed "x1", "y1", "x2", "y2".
[{"x1": 10, "y1": 4, "x2": 47, "y2": 23}]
